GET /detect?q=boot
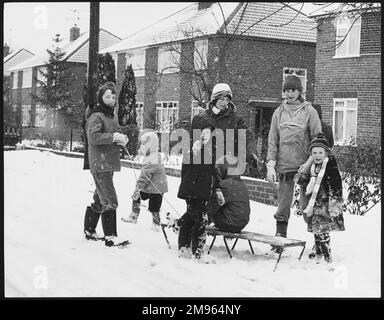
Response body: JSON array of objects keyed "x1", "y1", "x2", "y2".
[
  {"x1": 271, "y1": 221, "x2": 288, "y2": 253},
  {"x1": 121, "y1": 201, "x2": 140, "y2": 223},
  {"x1": 151, "y1": 211, "x2": 161, "y2": 232},
  {"x1": 319, "y1": 233, "x2": 332, "y2": 263},
  {"x1": 102, "y1": 209, "x2": 130, "y2": 247},
  {"x1": 84, "y1": 206, "x2": 104, "y2": 241},
  {"x1": 309, "y1": 234, "x2": 323, "y2": 259}
]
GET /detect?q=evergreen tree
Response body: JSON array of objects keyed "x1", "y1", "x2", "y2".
[
  {"x1": 32, "y1": 34, "x2": 73, "y2": 116},
  {"x1": 117, "y1": 64, "x2": 139, "y2": 156}
]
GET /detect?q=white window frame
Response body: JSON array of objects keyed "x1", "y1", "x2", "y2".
[
  {"x1": 158, "y1": 44, "x2": 180, "y2": 74},
  {"x1": 21, "y1": 105, "x2": 31, "y2": 127},
  {"x1": 191, "y1": 100, "x2": 205, "y2": 120},
  {"x1": 194, "y1": 39, "x2": 208, "y2": 71},
  {"x1": 35, "y1": 105, "x2": 47, "y2": 127},
  {"x1": 126, "y1": 49, "x2": 146, "y2": 77},
  {"x1": 135, "y1": 102, "x2": 144, "y2": 130},
  {"x1": 12, "y1": 72, "x2": 18, "y2": 89},
  {"x1": 334, "y1": 14, "x2": 361, "y2": 58},
  {"x1": 155, "y1": 101, "x2": 179, "y2": 132},
  {"x1": 333, "y1": 98, "x2": 358, "y2": 146},
  {"x1": 282, "y1": 67, "x2": 307, "y2": 99},
  {"x1": 36, "y1": 67, "x2": 47, "y2": 87},
  {"x1": 22, "y1": 68, "x2": 32, "y2": 88}
]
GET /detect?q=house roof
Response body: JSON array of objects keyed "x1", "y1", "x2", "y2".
[
  {"x1": 100, "y1": 2, "x2": 316, "y2": 54},
  {"x1": 7, "y1": 28, "x2": 121, "y2": 72},
  {"x1": 4, "y1": 48, "x2": 35, "y2": 76},
  {"x1": 4, "y1": 48, "x2": 34, "y2": 63},
  {"x1": 309, "y1": 3, "x2": 381, "y2": 18}
]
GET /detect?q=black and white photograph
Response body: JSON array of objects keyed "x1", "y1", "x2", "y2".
[{"x1": 3, "y1": 2, "x2": 381, "y2": 300}]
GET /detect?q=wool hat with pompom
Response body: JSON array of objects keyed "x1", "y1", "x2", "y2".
[
  {"x1": 211, "y1": 83, "x2": 233, "y2": 101},
  {"x1": 309, "y1": 132, "x2": 331, "y2": 153},
  {"x1": 283, "y1": 74, "x2": 303, "y2": 92}
]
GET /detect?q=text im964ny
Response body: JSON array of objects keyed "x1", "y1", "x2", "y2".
[{"x1": 142, "y1": 304, "x2": 241, "y2": 317}]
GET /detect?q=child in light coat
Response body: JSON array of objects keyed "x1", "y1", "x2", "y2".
[{"x1": 121, "y1": 132, "x2": 168, "y2": 231}]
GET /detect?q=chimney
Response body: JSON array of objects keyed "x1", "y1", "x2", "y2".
[
  {"x1": 4, "y1": 43, "x2": 10, "y2": 57},
  {"x1": 198, "y1": 2, "x2": 214, "y2": 10},
  {"x1": 70, "y1": 25, "x2": 80, "y2": 42}
]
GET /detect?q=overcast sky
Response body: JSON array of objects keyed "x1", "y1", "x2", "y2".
[{"x1": 4, "y1": 2, "x2": 321, "y2": 54}]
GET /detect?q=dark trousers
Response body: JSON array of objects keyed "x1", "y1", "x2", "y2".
[
  {"x1": 178, "y1": 199, "x2": 208, "y2": 255},
  {"x1": 214, "y1": 212, "x2": 243, "y2": 233},
  {"x1": 91, "y1": 172, "x2": 118, "y2": 213},
  {"x1": 133, "y1": 191, "x2": 163, "y2": 212}
]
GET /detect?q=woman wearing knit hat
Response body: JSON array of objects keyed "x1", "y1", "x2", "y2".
[
  {"x1": 302, "y1": 133, "x2": 345, "y2": 263},
  {"x1": 267, "y1": 74, "x2": 322, "y2": 251}
]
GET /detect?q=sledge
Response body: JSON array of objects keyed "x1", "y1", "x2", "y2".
[{"x1": 205, "y1": 225, "x2": 306, "y2": 272}]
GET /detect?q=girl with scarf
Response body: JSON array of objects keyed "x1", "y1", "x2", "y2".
[
  {"x1": 83, "y1": 82, "x2": 130, "y2": 247},
  {"x1": 303, "y1": 133, "x2": 345, "y2": 263}
]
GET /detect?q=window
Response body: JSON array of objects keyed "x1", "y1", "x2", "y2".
[
  {"x1": 191, "y1": 100, "x2": 205, "y2": 120},
  {"x1": 136, "y1": 102, "x2": 144, "y2": 130},
  {"x1": 22, "y1": 68, "x2": 32, "y2": 88},
  {"x1": 333, "y1": 98, "x2": 358, "y2": 145},
  {"x1": 158, "y1": 44, "x2": 180, "y2": 74},
  {"x1": 194, "y1": 39, "x2": 208, "y2": 71},
  {"x1": 12, "y1": 72, "x2": 18, "y2": 89},
  {"x1": 36, "y1": 67, "x2": 46, "y2": 86},
  {"x1": 282, "y1": 67, "x2": 307, "y2": 99},
  {"x1": 35, "y1": 105, "x2": 47, "y2": 127},
  {"x1": 335, "y1": 14, "x2": 361, "y2": 57},
  {"x1": 21, "y1": 105, "x2": 31, "y2": 127},
  {"x1": 155, "y1": 101, "x2": 179, "y2": 132},
  {"x1": 126, "y1": 49, "x2": 146, "y2": 77}
]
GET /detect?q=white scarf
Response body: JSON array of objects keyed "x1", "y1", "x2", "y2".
[{"x1": 303, "y1": 156, "x2": 329, "y2": 216}]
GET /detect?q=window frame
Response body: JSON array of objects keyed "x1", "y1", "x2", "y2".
[
  {"x1": 333, "y1": 14, "x2": 361, "y2": 58},
  {"x1": 333, "y1": 98, "x2": 358, "y2": 146},
  {"x1": 135, "y1": 102, "x2": 144, "y2": 130},
  {"x1": 12, "y1": 72, "x2": 18, "y2": 89},
  {"x1": 36, "y1": 67, "x2": 47, "y2": 87},
  {"x1": 282, "y1": 67, "x2": 307, "y2": 99},
  {"x1": 35, "y1": 105, "x2": 47, "y2": 127},
  {"x1": 157, "y1": 44, "x2": 181, "y2": 74},
  {"x1": 155, "y1": 101, "x2": 179, "y2": 132},
  {"x1": 194, "y1": 39, "x2": 208, "y2": 71},
  {"x1": 126, "y1": 48, "x2": 146, "y2": 77},
  {"x1": 22, "y1": 68, "x2": 32, "y2": 88},
  {"x1": 21, "y1": 105, "x2": 32, "y2": 127}
]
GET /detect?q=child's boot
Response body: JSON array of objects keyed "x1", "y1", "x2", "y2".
[
  {"x1": 309, "y1": 234, "x2": 323, "y2": 260},
  {"x1": 102, "y1": 209, "x2": 130, "y2": 247},
  {"x1": 121, "y1": 201, "x2": 140, "y2": 223},
  {"x1": 151, "y1": 211, "x2": 161, "y2": 231},
  {"x1": 319, "y1": 233, "x2": 332, "y2": 263},
  {"x1": 84, "y1": 206, "x2": 104, "y2": 241},
  {"x1": 271, "y1": 220, "x2": 288, "y2": 253}
]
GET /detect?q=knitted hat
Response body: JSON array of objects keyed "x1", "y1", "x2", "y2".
[
  {"x1": 309, "y1": 133, "x2": 330, "y2": 153},
  {"x1": 283, "y1": 75, "x2": 303, "y2": 92},
  {"x1": 211, "y1": 83, "x2": 233, "y2": 101}
]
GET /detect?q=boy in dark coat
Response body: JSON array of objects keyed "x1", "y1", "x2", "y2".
[
  {"x1": 177, "y1": 116, "x2": 215, "y2": 260},
  {"x1": 83, "y1": 82, "x2": 130, "y2": 247},
  {"x1": 303, "y1": 133, "x2": 345, "y2": 263},
  {"x1": 209, "y1": 154, "x2": 250, "y2": 233}
]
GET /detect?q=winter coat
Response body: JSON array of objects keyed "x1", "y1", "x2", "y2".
[
  {"x1": 177, "y1": 115, "x2": 215, "y2": 201},
  {"x1": 86, "y1": 107, "x2": 121, "y2": 174},
  {"x1": 136, "y1": 153, "x2": 168, "y2": 194},
  {"x1": 200, "y1": 101, "x2": 257, "y2": 162},
  {"x1": 209, "y1": 155, "x2": 250, "y2": 230},
  {"x1": 305, "y1": 155, "x2": 345, "y2": 234},
  {"x1": 267, "y1": 100, "x2": 322, "y2": 174}
]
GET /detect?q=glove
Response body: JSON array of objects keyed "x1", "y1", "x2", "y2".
[
  {"x1": 248, "y1": 153, "x2": 264, "y2": 171},
  {"x1": 113, "y1": 132, "x2": 129, "y2": 146},
  {"x1": 131, "y1": 189, "x2": 141, "y2": 201},
  {"x1": 266, "y1": 160, "x2": 277, "y2": 187},
  {"x1": 215, "y1": 189, "x2": 225, "y2": 206},
  {"x1": 192, "y1": 140, "x2": 201, "y2": 155}
]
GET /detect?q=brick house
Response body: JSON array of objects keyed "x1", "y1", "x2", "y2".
[
  {"x1": 100, "y1": 2, "x2": 317, "y2": 157},
  {"x1": 8, "y1": 27, "x2": 120, "y2": 141},
  {"x1": 310, "y1": 7, "x2": 381, "y2": 147}
]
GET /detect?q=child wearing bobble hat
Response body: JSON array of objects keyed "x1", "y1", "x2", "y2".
[{"x1": 303, "y1": 133, "x2": 345, "y2": 263}]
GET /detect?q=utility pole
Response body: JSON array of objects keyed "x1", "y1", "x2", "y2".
[{"x1": 87, "y1": 2, "x2": 99, "y2": 108}]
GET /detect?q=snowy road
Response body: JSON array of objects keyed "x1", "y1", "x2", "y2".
[{"x1": 4, "y1": 150, "x2": 381, "y2": 297}]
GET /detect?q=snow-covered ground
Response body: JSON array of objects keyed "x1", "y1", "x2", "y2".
[{"x1": 4, "y1": 150, "x2": 381, "y2": 297}]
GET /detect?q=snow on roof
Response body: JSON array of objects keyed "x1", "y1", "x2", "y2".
[
  {"x1": 7, "y1": 29, "x2": 120, "y2": 72},
  {"x1": 4, "y1": 48, "x2": 34, "y2": 63},
  {"x1": 101, "y1": 2, "x2": 316, "y2": 54}
]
